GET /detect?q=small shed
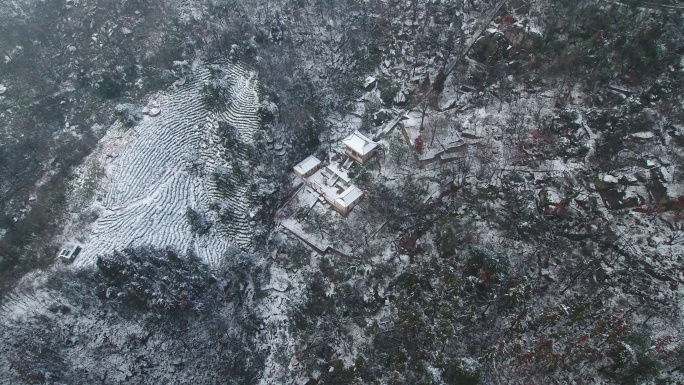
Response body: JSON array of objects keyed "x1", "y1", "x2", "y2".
[
  {"x1": 294, "y1": 155, "x2": 322, "y2": 179},
  {"x1": 58, "y1": 245, "x2": 82, "y2": 264},
  {"x1": 334, "y1": 185, "x2": 364, "y2": 215},
  {"x1": 343, "y1": 130, "x2": 379, "y2": 164}
]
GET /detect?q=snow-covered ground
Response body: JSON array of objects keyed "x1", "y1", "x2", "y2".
[
  {"x1": 0, "y1": 60, "x2": 269, "y2": 384},
  {"x1": 64, "y1": 61, "x2": 260, "y2": 268},
  {"x1": 2, "y1": 0, "x2": 682, "y2": 382}
]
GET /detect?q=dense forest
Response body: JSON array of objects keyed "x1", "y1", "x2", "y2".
[{"x1": 1, "y1": 0, "x2": 683, "y2": 383}]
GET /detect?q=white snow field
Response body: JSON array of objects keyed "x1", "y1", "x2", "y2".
[{"x1": 72, "y1": 61, "x2": 260, "y2": 267}]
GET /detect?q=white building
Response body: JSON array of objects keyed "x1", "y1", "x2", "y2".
[
  {"x1": 294, "y1": 156, "x2": 364, "y2": 216},
  {"x1": 343, "y1": 130, "x2": 379, "y2": 164},
  {"x1": 293, "y1": 155, "x2": 322, "y2": 179},
  {"x1": 334, "y1": 185, "x2": 364, "y2": 215}
]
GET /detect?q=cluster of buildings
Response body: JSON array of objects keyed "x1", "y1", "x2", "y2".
[{"x1": 293, "y1": 130, "x2": 379, "y2": 216}]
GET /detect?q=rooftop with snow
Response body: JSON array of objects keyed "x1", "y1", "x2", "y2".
[
  {"x1": 344, "y1": 130, "x2": 379, "y2": 164},
  {"x1": 293, "y1": 155, "x2": 322, "y2": 178}
]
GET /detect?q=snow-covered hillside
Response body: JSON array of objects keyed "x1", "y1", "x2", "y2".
[
  {"x1": 0, "y1": 61, "x2": 267, "y2": 384},
  {"x1": 67, "y1": 61, "x2": 260, "y2": 267},
  {"x1": 1, "y1": 0, "x2": 683, "y2": 383}
]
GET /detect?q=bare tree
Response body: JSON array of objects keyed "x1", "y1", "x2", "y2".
[
  {"x1": 414, "y1": 73, "x2": 438, "y2": 132},
  {"x1": 427, "y1": 115, "x2": 450, "y2": 147}
]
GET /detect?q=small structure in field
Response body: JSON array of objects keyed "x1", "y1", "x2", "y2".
[
  {"x1": 142, "y1": 95, "x2": 161, "y2": 117},
  {"x1": 58, "y1": 245, "x2": 82, "y2": 264},
  {"x1": 293, "y1": 155, "x2": 322, "y2": 179},
  {"x1": 344, "y1": 130, "x2": 379, "y2": 164}
]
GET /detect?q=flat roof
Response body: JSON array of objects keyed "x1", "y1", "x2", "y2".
[
  {"x1": 294, "y1": 155, "x2": 321, "y2": 175},
  {"x1": 343, "y1": 130, "x2": 378, "y2": 156},
  {"x1": 335, "y1": 185, "x2": 363, "y2": 208}
]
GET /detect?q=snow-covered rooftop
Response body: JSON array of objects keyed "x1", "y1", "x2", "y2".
[
  {"x1": 308, "y1": 167, "x2": 345, "y2": 197},
  {"x1": 336, "y1": 185, "x2": 363, "y2": 208},
  {"x1": 303, "y1": 164, "x2": 364, "y2": 214},
  {"x1": 294, "y1": 155, "x2": 322, "y2": 176},
  {"x1": 326, "y1": 163, "x2": 350, "y2": 183},
  {"x1": 344, "y1": 130, "x2": 378, "y2": 156}
]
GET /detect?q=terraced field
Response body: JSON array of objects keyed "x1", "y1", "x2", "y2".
[
  {"x1": 73, "y1": 62, "x2": 260, "y2": 267},
  {"x1": 0, "y1": 61, "x2": 264, "y2": 384}
]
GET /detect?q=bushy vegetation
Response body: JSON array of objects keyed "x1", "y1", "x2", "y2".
[
  {"x1": 2, "y1": 0, "x2": 683, "y2": 383},
  {"x1": 1, "y1": 246, "x2": 269, "y2": 383}
]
